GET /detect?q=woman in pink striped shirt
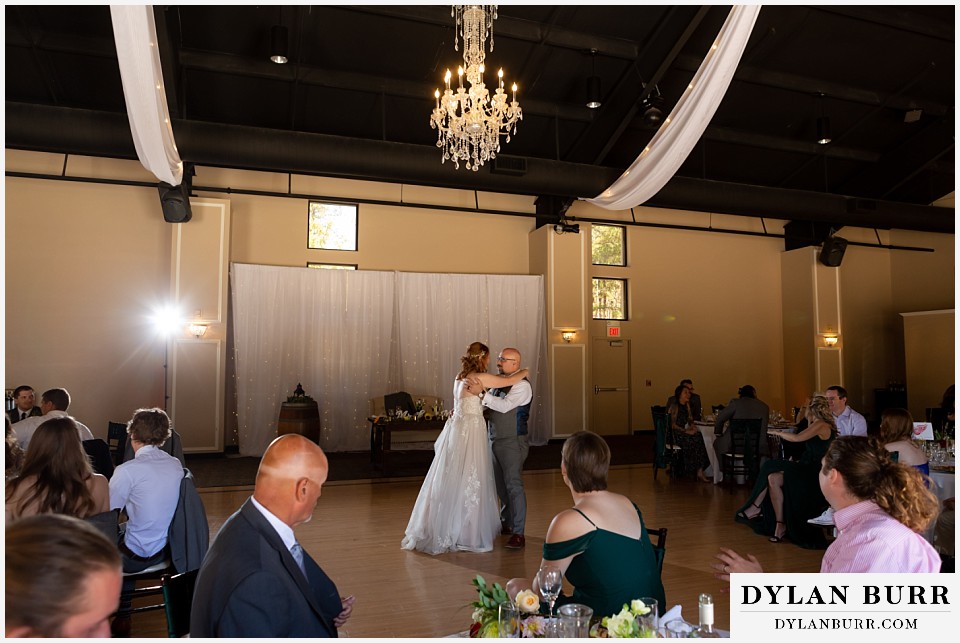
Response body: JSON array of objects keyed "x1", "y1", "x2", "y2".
[{"x1": 715, "y1": 436, "x2": 940, "y2": 575}]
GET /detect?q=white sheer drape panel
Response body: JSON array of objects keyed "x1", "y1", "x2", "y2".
[
  {"x1": 232, "y1": 265, "x2": 548, "y2": 455},
  {"x1": 585, "y1": 5, "x2": 761, "y2": 211},
  {"x1": 109, "y1": 5, "x2": 183, "y2": 186},
  {"x1": 232, "y1": 264, "x2": 395, "y2": 455}
]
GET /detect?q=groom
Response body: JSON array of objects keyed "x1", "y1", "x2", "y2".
[{"x1": 474, "y1": 347, "x2": 533, "y2": 549}]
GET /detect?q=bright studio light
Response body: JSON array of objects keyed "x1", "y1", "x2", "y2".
[{"x1": 152, "y1": 305, "x2": 183, "y2": 337}]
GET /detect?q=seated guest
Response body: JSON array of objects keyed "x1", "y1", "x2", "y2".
[
  {"x1": 665, "y1": 379, "x2": 701, "y2": 421},
  {"x1": 5, "y1": 417, "x2": 24, "y2": 480},
  {"x1": 6, "y1": 513, "x2": 122, "y2": 638},
  {"x1": 878, "y1": 408, "x2": 928, "y2": 475},
  {"x1": 668, "y1": 384, "x2": 710, "y2": 482},
  {"x1": 7, "y1": 385, "x2": 41, "y2": 424},
  {"x1": 713, "y1": 384, "x2": 771, "y2": 459},
  {"x1": 191, "y1": 434, "x2": 355, "y2": 637},
  {"x1": 825, "y1": 385, "x2": 867, "y2": 437},
  {"x1": 506, "y1": 431, "x2": 665, "y2": 618},
  {"x1": 735, "y1": 395, "x2": 835, "y2": 548},
  {"x1": 109, "y1": 408, "x2": 183, "y2": 572},
  {"x1": 6, "y1": 417, "x2": 109, "y2": 521},
  {"x1": 715, "y1": 436, "x2": 940, "y2": 575},
  {"x1": 13, "y1": 387, "x2": 94, "y2": 449}
]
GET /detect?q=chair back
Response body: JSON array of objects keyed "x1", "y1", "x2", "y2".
[
  {"x1": 82, "y1": 438, "x2": 115, "y2": 479},
  {"x1": 384, "y1": 391, "x2": 416, "y2": 415},
  {"x1": 651, "y1": 408, "x2": 671, "y2": 469},
  {"x1": 162, "y1": 569, "x2": 199, "y2": 638},
  {"x1": 726, "y1": 418, "x2": 763, "y2": 481},
  {"x1": 85, "y1": 508, "x2": 120, "y2": 542},
  {"x1": 647, "y1": 526, "x2": 668, "y2": 574},
  {"x1": 107, "y1": 422, "x2": 128, "y2": 465}
]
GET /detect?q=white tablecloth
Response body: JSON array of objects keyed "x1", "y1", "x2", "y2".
[{"x1": 695, "y1": 422, "x2": 722, "y2": 483}]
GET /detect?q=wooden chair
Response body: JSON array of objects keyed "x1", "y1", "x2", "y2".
[
  {"x1": 651, "y1": 407, "x2": 682, "y2": 480},
  {"x1": 82, "y1": 438, "x2": 115, "y2": 478},
  {"x1": 162, "y1": 569, "x2": 199, "y2": 638},
  {"x1": 84, "y1": 508, "x2": 119, "y2": 542},
  {"x1": 720, "y1": 418, "x2": 762, "y2": 485},
  {"x1": 107, "y1": 421, "x2": 128, "y2": 465}
]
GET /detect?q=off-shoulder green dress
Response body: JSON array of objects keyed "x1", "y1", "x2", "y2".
[{"x1": 543, "y1": 503, "x2": 666, "y2": 618}]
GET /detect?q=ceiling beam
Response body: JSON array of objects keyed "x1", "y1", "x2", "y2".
[{"x1": 812, "y1": 5, "x2": 954, "y2": 41}]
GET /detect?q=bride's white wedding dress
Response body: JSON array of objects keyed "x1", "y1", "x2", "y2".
[{"x1": 401, "y1": 379, "x2": 500, "y2": 554}]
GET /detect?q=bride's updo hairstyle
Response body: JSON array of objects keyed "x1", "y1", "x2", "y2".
[
  {"x1": 457, "y1": 341, "x2": 489, "y2": 379},
  {"x1": 821, "y1": 436, "x2": 938, "y2": 533},
  {"x1": 562, "y1": 431, "x2": 610, "y2": 493}
]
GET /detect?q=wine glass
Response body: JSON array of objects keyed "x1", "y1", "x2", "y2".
[{"x1": 535, "y1": 565, "x2": 563, "y2": 633}]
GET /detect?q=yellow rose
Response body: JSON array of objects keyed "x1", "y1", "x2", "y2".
[{"x1": 515, "y1": 589, "x2": 541, "y2": 614}]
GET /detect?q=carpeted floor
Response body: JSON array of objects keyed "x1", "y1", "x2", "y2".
[{"x1": 186, "y1": 433, "x2": 654, "y2": 488}]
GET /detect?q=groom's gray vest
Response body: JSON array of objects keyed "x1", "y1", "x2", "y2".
[{"x1": 487, "y1": 380, "x2": 531, "y2": 438}]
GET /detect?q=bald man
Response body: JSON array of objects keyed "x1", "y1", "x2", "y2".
[{"x1": 190, "y1": 435, "x2": 355, "y2": 637}]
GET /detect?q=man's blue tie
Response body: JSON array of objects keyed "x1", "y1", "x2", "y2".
[{"x1": 290, "y1": 542, "x2": 307, "y2": 577}]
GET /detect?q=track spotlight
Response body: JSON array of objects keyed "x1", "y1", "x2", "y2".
[
  {"x1": 586, "y1": 76, "x2": 602, "y2": 109},
  {"x1": 817, "y1": 116, "x2": 831, "y2": 145},
  {"x1": 270, "y1": 25, "x2": 289, "y2": 64}
]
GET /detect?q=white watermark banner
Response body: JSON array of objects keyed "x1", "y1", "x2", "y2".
[{"x1": 730, "y1": 573, "x2": 957, "y2": 640}]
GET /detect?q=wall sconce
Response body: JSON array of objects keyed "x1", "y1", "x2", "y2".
[
  {"x1": 188, "y1": 323, "x2": 208, "y2": 339},
  {"x1": 822, "y1": 334, "x2": 839, "y2": 347},
  {"x1": 561, "y1": 330, "x2": 577, "y2": 343}
]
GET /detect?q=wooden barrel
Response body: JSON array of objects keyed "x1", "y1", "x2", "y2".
[{"x1": 278, "y1": 400, "x2": 320, "y2": 442}]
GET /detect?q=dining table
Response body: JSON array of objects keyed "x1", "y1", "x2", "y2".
[{"x1": 694, "y1": 421, "x2": 722, "y2": 483}]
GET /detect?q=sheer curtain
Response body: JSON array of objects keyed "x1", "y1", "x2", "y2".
[{"x1": 232, "y1": 264, "x2": 548, "y2": 455}]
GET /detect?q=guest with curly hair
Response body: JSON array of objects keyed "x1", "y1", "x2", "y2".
[
  {"x1": 715, "y1": 436, "x2": 940, "y2": 575},
  {"x1": 5, "y1": 417, "x2": 109, "y2": 521}
]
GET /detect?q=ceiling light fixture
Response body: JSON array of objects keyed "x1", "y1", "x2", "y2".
[
  {"x1": 586, "y1": 49, "x2": 601, "y2": 109},
  {"x1": 270, "y1": 25, "x2": 288, "y2": 64},
  {"x1": 430, "y1": 5, "x2": 522, "y2": 171},
  {"x1": 816, "y1": 93, "x2": 831, "y2": 144}
]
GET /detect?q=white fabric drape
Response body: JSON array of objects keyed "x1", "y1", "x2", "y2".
[
  {"x1": 231, "y1": 264, "x2": 549, "y2": 455},
  {"x1": 586, "y1": 5, "x2": 761, "y2": 211},
  {"x1": 110, "y1": 5, "x2": 183, "y2": 186}
]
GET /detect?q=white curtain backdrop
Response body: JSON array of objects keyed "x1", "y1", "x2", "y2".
[
  {"x1": 586, "y1": 5, "x2": 761, "y2": 210},
  {"x1": 232, "y1": 264, "x2": 548, "y2": 455},
  {"x1": 110, "y1": 5, "x2": 184, "y2": 186}
]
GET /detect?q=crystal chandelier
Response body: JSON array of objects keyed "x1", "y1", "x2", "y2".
[{"x1": 430, "y1": 5, "x2": 522, "y2": 171}]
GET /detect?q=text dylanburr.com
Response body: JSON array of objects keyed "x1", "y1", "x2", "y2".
[{"x1": 730, "y1": 574, "x2": 957, "y2": 641}]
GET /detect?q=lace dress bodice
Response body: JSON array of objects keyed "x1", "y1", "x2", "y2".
[{"x1": 454, "y1": 379, "x2": 483, "y2": 417}]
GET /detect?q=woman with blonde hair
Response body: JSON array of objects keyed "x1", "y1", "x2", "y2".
[
  {"x1": 716, "y1": 436, "x2": 940, "y2": 574},
  {"x1": 735, "y1": 395, "x2": 835, "y2": 547},
  {"x1": 5, "y1": 417, "x2": 109, "y2": 521},
  {"x1": 402, "y1": 341, "x2": 530, "y2": 554},
  {"x1": 879, "y1": 407, "x2": 929, "y2": 475}
]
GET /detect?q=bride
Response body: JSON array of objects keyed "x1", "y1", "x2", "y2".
[{"x1": 401, "y1": 341, "x2": 530, "y2": 554}]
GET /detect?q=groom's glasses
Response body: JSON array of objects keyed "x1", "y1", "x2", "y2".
[{"x1": 497, "y1": 356, "x2": 516, "y2": 362}]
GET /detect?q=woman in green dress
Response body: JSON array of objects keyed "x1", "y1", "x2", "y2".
[
  {"x1": 735, "y1": 395, "x2": 836, "y2": 548},
  {"x1": 507, "y1": 431, "x2": 665, "y2": 618}
]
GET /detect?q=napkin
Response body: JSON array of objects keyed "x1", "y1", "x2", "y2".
[{"x1": 659, "y1": 604, "x2": 684, "y2": 627}]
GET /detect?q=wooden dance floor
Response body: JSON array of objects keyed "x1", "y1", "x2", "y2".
[{"x1": 130, "y1": 464, "x2": 824, "y2": 637}]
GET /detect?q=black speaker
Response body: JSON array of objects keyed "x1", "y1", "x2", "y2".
[
  {"x1": 158, "y1": 182, "x2": 192, "y2": 223},
  {"x1": 818, "y1": 236, "x2": 848, "y2": 267}
]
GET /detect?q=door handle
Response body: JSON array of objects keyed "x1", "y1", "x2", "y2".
[{"x1": 595, "y1": 386, "x2": 629, "y2": 393}]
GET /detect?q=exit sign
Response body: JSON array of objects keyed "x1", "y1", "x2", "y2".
[{"x1": 607, "y1": 322, "x2": 621, "y2": 338}]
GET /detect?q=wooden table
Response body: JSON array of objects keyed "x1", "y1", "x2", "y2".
[{"x1": 368, "y1": 417, "x2": 446, "y2": 474}]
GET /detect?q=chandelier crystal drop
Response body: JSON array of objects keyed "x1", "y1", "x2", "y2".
[{"x1": 430, "y1": 5, "x2": 522, "y2": 171}]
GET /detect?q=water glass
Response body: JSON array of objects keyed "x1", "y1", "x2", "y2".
[
  {"x1": 498, "y1": 601, "x2": 520, "y2": 638},
  {"x1": 664, "y1": 619, "x2": 695, "y2": 638},
  {"x1": 637, "y1": 597, "x2": 659, "y2": 635},
  {"x1": 558, "y1": 603, "x2": 593, "y2": 638}
]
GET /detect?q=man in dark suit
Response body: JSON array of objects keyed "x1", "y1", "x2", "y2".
[
  {"x1": 7, "y1": 385, "x2": 41, "y2": 424},
  {"x1": 190, "y1": 434, "x2": 354, "y2": 637}
]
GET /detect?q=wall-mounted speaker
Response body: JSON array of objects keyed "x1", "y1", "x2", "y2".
[
  {"x1": 158, "y1": 182, "x2": 193, "y2": 223},
  {"x1": 818, "y1": 236, "x2": 848, "y2": 267}
]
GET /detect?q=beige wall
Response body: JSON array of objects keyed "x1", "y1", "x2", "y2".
[
  {"x1": 5, "y1": 149, "x2": 954, "y2": 444},
  {"x1": 902, "y1": 311, "x2": 955, "y2": 420}
]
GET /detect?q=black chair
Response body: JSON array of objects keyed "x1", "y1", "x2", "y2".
[
  {"x1": 107, "y1": 421, "x2": 128, "y2": 466},
  {"x1": 162, "y1": 569, "x2": 199, "y2": 638},
  {"x1": 712, "y1": 404, "x2": 725, "y2": 415},
  {"x1": 85, "y1": 508, "x2": 120, "y2": 542},
  {"x1": 720, "y1": 418, "x2": 762, "y2": 485},
  {"x1": 652, "y1": 407, "x2": 682, "y2": 480},
  {"x1": 384, "y1": 391, "x2": 416, "y2": 416},
  {"x1": 647, "y1": 526, "x2": 668, "y2": 574},
  {"x1": 82, "y1": 438, "x2": 115, "y2": 479}
]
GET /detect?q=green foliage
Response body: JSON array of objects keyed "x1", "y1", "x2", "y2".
[
  {"x1": 592, "y1": 224, "x2": 626, "y2": 266},
  {"x1": 308, "y1": 202, "x2": 358, "y2": 250},
  {"x1": 593, "y1": 278, "x2": 626, "y2": 320}
]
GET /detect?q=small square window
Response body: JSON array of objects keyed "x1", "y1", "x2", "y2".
[
  {"x1": 307, "y1": 262, "x2": 357, "y2": 270},
  {"x1": 593, "y1": 278, "x2": 627, "y2": 320},
  {"x1": 308, "y1": 202, "x2": 358, "y2": 250},
  {"x1": 591, "y1": 224, "x2": 626, "y2": 266}
]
